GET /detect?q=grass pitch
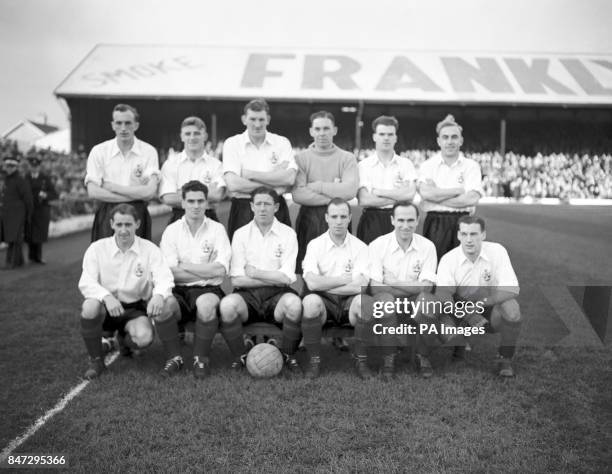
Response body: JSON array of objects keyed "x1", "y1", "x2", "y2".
[{"x1": 1, "y1": 203, "x2": 611, "y2": 472}]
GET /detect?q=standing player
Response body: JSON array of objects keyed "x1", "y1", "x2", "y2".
[
  {"x1": 436, "y1": 215, "x2": 522, "y2": 377},
  {"x1": 292, "y1": 111, "x2": 359, "y2": 274},
  {"x1": 300, "y1": 199, "x2": 371, "y2": 379},
  {"x1": 222, "y1": 99, "x2": 296, "y2": 240},
  {"x1": 158, "y1": 180, "x2": 231, "y2": 378},
  {"x1": 159, "y1": 116, "x2": 225, "y2": 225},
  {"x1": 219, "y1": 187, "x2": 302, "y2": 374},
  {"x1": 78, "y1": 204, "x2": 175, "y2": 379},
  {"x1": 0, "y1": 154, "x2": 33, "y2": 269},
  {"x1": 357, "y1": 116, "x2": 417, "y2": 244},
  {"x1": 85, "y1": 104, "x2": 160, "y2": 242},
  {"x1": 25, "y1": 154, "x2": 58, "y2": 264},
  {"x1": 418, "y1": 114, "x2": 482, "y2": 260},
  {"x1": 368, "y1": 202, "x2": 438, "y2": 378}
]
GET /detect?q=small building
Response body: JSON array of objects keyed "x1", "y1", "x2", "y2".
[{"x1": 2, "y1": 119, "x2": 60, "y2": 153}]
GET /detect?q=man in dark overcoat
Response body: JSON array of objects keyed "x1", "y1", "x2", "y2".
[
  {"x1": 25, "y1": 155, "x2": 58, "y2": 263},
  {"x1": 0, "y1": 155, "x2": 33, "y2": 268}
]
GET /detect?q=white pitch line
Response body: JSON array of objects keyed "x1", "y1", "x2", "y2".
[{"x1": 0, "y1": 352, "x2": 119, "y2": 462}]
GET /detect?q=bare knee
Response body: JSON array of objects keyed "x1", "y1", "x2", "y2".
[
  {"x1": 82, "y1": 299, "x2": 102, "y2": 320},
  {"x1": 196, "y1": 294, "x2": 220, "y2": 323},
  {"x1": 278, "y1": 293, "x2": 302, "y2": 323},
  {"x1": 128, "y1": 319, "x2": 154, "y2": 348},
  {"x1": 152, "y1": 297, "x2": 179, "y2": 324},
  {"x1": 219, "y1": 295, "x2": 242, "y2": 323},
  {"x1": 349, "y1": 295, "x2": 365, "y2": 325},
  {"x1": 500, "y1": 299, "x2": 521, "y2": 323},
  {"x1": 302, "y1": 294, "x2": 323, "y2": 320}
]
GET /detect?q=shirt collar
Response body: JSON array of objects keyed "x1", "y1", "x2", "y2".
[
  {"x1": 459, "y1": 244, "x2": 490, "y2": 265},
  {"x1": 180, "y1": 216, "x2": 209, "y2": 234},
  {"x1": 372, "y1": 153, "x2": 400, "y2": 167},
  {"x1": 111, "y1": 235, "x2": 140, "y2": 256},
  {"x1": 308, "y1": 143, "x2": 338, "y2": 156},
  {"x1": 325, "y1": 231, "x2": 350, "y2": 251},
  {"x1": 240, "y1": 130, "x2": 272, "y2": 148},
  {"x1": 249, "y1": 217, "x2": 281, "y2": 237},
  {"x1": 177, "y1": 150, "x2": 210, "y2": 164},
  {"x1": 435, "y1": 151, "x2": 465, "y2": 168},
  {"x1": 111, "y1": 137, "x2": 142, "y2": 157},
  {"x1": 390, "y1": 232, "x2": 419, "y2": 254}
]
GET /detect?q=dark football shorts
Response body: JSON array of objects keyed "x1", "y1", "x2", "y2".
[
  {"x1": 233, "y1": 286, "x2": 298, "y2": 325},
  {"x1": 307, "y1": 291, "x2": 357, "y2": 327},
  {"x1": 102, "y1": 300, "x2": 148, "y2": 333},
  {"x1": 173, "y1": 285, "x2": 225, "y2": 324},
  {"x1": 453, "y1": 295, "x2": 494, "y2": 330}
]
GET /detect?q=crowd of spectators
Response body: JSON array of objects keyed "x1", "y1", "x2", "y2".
[
  {"x1": 357, "y1": 148, "x2": 612, "y2": 199},
  {"x1": 0, "y1": 140, "x2": 93, "y2": 220},
  {"x1": 1, "y1": 138, "x2": 611, "y2": 223}
]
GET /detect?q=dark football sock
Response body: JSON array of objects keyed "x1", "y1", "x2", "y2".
[
  {"x1": 499, "y1": 319, "x2": 522, "y2": 359},
  {"x1": 353, "y1": 318, "x2": 368, "y2": 358},
  {"x1": 302, "y1": 317, "x2": 322, "y2": 359},
  {"x1": 281, "y1": 318, "x2": 301, "y2": 355},
  {"x1": 194, "y1": 318, "x2": 218, "y2": 358},
  {"x1": 81, "y1": 316, "x2": 103, "y2": 358},
  {"x1": 379, "y1": 314, "x2": 397, "y2": 357},
  {"x1": 220, "y1": 317, "x2": 245, "y2": 357},
  {"x1": 155, "y1": 317, "x2": 181, "y2": 359}
]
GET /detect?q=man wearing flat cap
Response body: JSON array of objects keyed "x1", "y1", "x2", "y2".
[
  {"x1": 25, "y1": 155, "x2": 58, "y2": 264},
  {"x1": 417, "y1": 114, "x2": 483, "y2": 261},
  {"x1": 1, "y1": 155, "x2": 33, "y2": 268}
]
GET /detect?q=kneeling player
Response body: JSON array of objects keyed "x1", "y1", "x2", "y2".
[
  {"x1": 219, "y1": 187, "x2": 302, "y2": 374},
  {"x1": 78, "y1": 204, "x2": 175, "y2": 379},
  {"x1": 158, "y1": 180, "x2": 231, "y2": 378},
  {"x1": 368, "y1": 202, "x2": 438, "y2": 378},
  {"x1": 436, "y1": 215, "x2": 522, "y2": 377},
  {"x1": 301, "y1": 198, "x2": 371, "y2": 379}
]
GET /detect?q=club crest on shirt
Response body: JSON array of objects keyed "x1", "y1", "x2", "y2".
[
  {"x1": 344, "y1": 259, "x2": 353, "y2": 274},
  {"x1": 203, "y1": 171, "x2": 212, "y2": 184},
  {"x1": 457, "y1": 171, "x2": 464, "y2": 184},
  {"x1": 270, "y1": 152, "x2": 278, "y2": 165},
  {"x1": 394, "y1": 171, "x2": 403, "y2": 188},
  {"x1": 274, "y1": 244, "x2": 283, "y2": 259},
  {"x1": 412, "y1": 259, "x2": 422, "y2": 275},
  {"x1": 134, "y1": 263, "x2": 144, "y2": 278},
  {"x1": 202, "y1": 240, "x2": 212, "y2": 255},
  {"x1": 133, "y1": 164, "x2": 144, "y2": 179},
  {"x1": 482, "y1": 268, "x2": 492, "y2": 282}
]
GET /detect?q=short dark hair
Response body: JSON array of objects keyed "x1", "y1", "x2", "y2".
[
  {"x1": 112, "y1": 104, "x2": 139, "y2": 122},
  {"x1": 458, "y1": 215, "x2": 485, "y2": 231},
  {"x1": 180, "y1": 116, "x2": 206, "y2": 131},
  {"x1": 372, "y1": 116, "x2": 399, "y2": 132},
  {"x1": 392, "y1": 201, "x2": 419, "y2": 218},
  {"x1": 110, "y1": 203, "x2": 140, "y2": 222},
  {"x1": 244, "y1": 98, "x2": 270, "y2": 115},
  {"x1": 310, "y1": 110, "x2": 335, "y2": 126},
  {"x1": 326, "y1": 197, "x2": 351, "y2": 214},
  {"x1": 251, "y1": 186, "x2": 279, "y2": 204},
  {"x1": 181, "y1": 180, "x2": 209, "y2": 199}
]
